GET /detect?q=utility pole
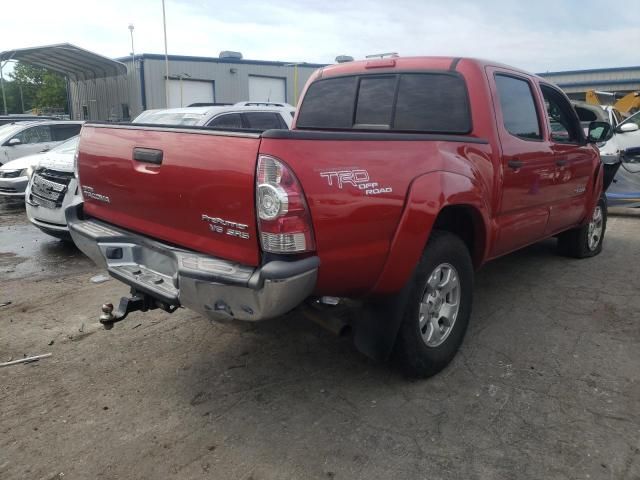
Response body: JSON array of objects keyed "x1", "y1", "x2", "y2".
[
  {"x1": 0, "y1": 62, "x2": 7, "y2": 115},
  {"x1": 162, "y1": 0, "x2": 170, "y2": 107}
]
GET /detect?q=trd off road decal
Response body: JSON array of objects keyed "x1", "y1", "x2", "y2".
[{"x1": 319, "y1": 169, "x2": 392, "y2": 196}]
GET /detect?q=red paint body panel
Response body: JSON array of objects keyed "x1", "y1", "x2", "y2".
[
  {"x1": 76, "y1": 56, "x2": 604, "y2": 301},
  {"x1": 78, "y1": 126, "x2": 261, "y2": 266}
]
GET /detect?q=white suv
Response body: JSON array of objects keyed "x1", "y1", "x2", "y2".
[{"x1": 132, "y1": 102, "x2": 295, "y2": 130}]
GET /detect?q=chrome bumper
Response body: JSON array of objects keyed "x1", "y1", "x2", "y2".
[{"x1": 66, "y1": 202, "x2": 319, "y2": 322}]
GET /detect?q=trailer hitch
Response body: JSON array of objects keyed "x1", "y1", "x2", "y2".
[{"x1": 99, "y1": 290, "x2": 177, "y2": 329}]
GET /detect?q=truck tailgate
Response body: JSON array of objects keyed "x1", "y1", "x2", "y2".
[{"x1": 77, "y1": 125, "x2": 261, "y2": 266}]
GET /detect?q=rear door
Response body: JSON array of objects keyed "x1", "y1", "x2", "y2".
[
  {"x1": 539, "y1": 84, "x2": 595, "y2": 232},
  {"x1": 488, "y1": 69, "x2": 556, "y2": 256}
]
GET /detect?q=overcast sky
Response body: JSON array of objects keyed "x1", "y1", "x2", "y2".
[{"x1": 2, "y1": 0, "x2": 639, "y2": 73}]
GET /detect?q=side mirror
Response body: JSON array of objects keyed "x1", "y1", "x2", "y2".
[
  {"x1": 618, "y1": 122, "x2": 639, "y2": 133},
  {"x1": 587, "y1": 121, "x2": 613, "y2": 143},
  {"x1": 7, "y1": 137, "x2": 21, "y2": 146}
]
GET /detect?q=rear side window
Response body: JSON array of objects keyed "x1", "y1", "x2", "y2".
[
  {"x1": 51, "y1": 124, "x2": 81, "y2": 141},
  {"x1": 243, "y1": 112, "x2": 286, "y2": 130},
  {"x1": 207, "y1": 113, "x2": 243, "y2": 129},
  {"x1": 297, "y1": 73, "x2": 470, "y2": 133},
  {"x1": 495, "y1": 75, "x2": 541, "y2": 140}
]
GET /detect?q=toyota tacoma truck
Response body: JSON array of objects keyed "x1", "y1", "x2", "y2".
[{"x1": 67, "y1": 57, "x2": 612, "y2": 377}]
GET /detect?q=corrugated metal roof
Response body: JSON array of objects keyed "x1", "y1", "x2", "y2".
[
  {"x1": 0, "y1": 43, "x2": 127, "y2": 80},
  {"x1": 117, "y1": 53, "x2": 327, "y2": 69}
]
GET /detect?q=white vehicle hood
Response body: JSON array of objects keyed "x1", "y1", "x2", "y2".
[
  {"x1": 35, "y1": 150, "x2": 75, "y2": 172},
  {"x1": 0, "y1": 152, "x2": 43, "y2": 171}
]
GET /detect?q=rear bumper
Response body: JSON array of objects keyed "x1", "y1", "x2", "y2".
[{"x1": 66, "y1": 201, "x2": 319, "y2": 321}]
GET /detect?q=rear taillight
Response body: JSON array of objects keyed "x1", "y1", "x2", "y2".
[{"x1": 256, "y1": 154, "x2": 315, "y2": 253}]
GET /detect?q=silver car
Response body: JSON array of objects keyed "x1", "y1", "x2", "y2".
[
  {"x1": 25, "y1": 136, "x2": 80, "y2": 240},
  {"x1": 0, "y1": 120, "x2": 83, "y2": 166}
]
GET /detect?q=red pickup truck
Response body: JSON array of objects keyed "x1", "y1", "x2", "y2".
[{"x1": 67, "y1": 57, "x2": 612, "y2": 377}]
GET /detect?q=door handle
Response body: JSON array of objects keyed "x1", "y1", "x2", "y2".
[
  {"x1": 556, "y1": 158, "x2": 568, "y2": 167},
  {"x1": 508, "y1": 159, "x2": 524, "y2": 170},
  {"x1": 133, "y1": 147, "x2": 163, "y2": 165}
]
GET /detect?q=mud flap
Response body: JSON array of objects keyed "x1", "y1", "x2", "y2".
[{"x1": 352, "y1": 277, "x2": 414, "y2": 361}]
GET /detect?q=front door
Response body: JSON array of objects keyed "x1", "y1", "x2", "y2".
[
  {"x1": 539, "y1": 84, "x2": 597, "y2": 233},
  {"x1": 5, "y1": 125, "x2": 53, "y2": 161},
  {"x1": 487, "y1": 69, "x2": 557, "y2": 257}
]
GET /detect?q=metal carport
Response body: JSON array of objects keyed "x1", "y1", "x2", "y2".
[{"x1": 0, "y1": 43, "x2": 130, "y2": 120}]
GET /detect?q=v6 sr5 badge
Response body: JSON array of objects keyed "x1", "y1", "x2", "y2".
[{"x1": 319, "y1": 169, "x2": 392, "y2": 196}]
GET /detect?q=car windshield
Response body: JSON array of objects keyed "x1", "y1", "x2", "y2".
[
  {"x1": 51, "y1": 135, "x2": 80, "y2": 154},
  {"x1": 0, "y1": 123, "x2": 26, "y2": 140},
  {"x1": 621, "y1": 110, "x2": 640, "y2": 129},
  {"x1": 135, "y1": 112, "x2": 204, "y2": 126}
]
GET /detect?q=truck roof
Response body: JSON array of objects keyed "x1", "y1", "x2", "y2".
[{"x1": 317, "y1": 56, "x2": 538, "y2": 80}]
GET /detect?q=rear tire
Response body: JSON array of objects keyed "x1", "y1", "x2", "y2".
[
  {"x1": 557, "y1": 196, "x2": 607, "y2": 258},
  {"x1": 393, "y1": 231, "x2": 474, "y2": 378}
]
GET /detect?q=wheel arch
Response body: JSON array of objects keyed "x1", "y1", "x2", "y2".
[{"x1": 370, "y1": 170, "x2": 490, "y2": 295}]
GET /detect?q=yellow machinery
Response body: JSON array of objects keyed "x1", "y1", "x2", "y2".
[{"x1": 586, "y1": 90, "x2": 640, "y2": 116}]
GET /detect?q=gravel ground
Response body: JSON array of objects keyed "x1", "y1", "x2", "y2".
[{"x1": 1, "y1": 199, "x2": 639, "y2": 480}]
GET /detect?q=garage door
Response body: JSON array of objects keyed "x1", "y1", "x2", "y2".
[
  {"x1": 167, "y1": 80, "x2": 214, "y2": 108},
  {"x1": 249, "y1": 76, "x2": 286, "y2": 103}
]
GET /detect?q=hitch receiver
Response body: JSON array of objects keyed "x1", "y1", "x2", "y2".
[{"x1": 99, "y1": 290, "x2": 177, "y2": 329}]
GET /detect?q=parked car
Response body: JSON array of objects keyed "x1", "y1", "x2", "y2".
[
  {"x1": 132, "y1": 103, "x2": 294, "y2": 130},
  {"x1": 68, "y1": 56, "x2": 610, "y2": 378},
  {"x1": 0, "y1": 120, "x2": 83, "y2": 166},
  {"x1": 0, "y1": 152, "x2": 41, "y2": 197},
  {"x1": 606, "y1": 147, "x2": 640, "y2": 207},
  {"x1": 25, "y1": 136, "x2": 80, "y2": 239}
]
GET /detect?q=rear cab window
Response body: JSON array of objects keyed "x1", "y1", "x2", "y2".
[
  {"x1": 494, "y1": 74, "x2": 542, "y2": 140},
  {"x1": 296, "y1": 72, "x2": 471, "y2": 133}
]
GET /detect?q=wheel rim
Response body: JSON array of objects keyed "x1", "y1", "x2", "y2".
[
  {"x1": 587, "y1": 205, "x2": 603, "y2": 251},
  {"x1": 419, "y1": 263, "x2": 461, "y2": 348}
]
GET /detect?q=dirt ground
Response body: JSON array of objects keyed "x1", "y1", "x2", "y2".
[{"x1": 1, "y1": 198, "x2": 639, "y2": 480}]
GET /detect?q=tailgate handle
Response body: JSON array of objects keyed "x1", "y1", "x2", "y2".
[{"x1": 133, "y1": 148, "x2": 163, "y2": 165}]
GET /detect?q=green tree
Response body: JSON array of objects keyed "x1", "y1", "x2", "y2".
[{"x1": 7, "y1": 62, "x2": 66, "y2": 113}]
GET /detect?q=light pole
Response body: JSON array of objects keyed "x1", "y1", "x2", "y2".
[
  {"x1": 162, "y1": 0, "x2": 170, "y2": 107},
  {"x1": 285, "y1": 62, "x2": 304, "y2": 105}
]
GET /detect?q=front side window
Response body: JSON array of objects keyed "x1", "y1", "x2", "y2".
[
  {"x1": 297, "y1": 73, "x2": 471, "y2": 133},
  {"x1": 207, "y1": 113, "x2": 243, "y2": 129},
  {"x1": 14, "y1": 125, "x2": 52, "y2": 144},
  {"x1": 541, "y1": 85, "x2": 581, "y2": 144},
  {"x1": 495, "y1": 74, "x2": 541, "y2": 140}
]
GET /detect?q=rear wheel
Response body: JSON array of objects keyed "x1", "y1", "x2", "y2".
[
  {"x1": 393, "y1": 231, "x2": 474, "y2": 378},
  {"x1": 557, "y1": 196, "x2": 607, "y2": 258}
]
